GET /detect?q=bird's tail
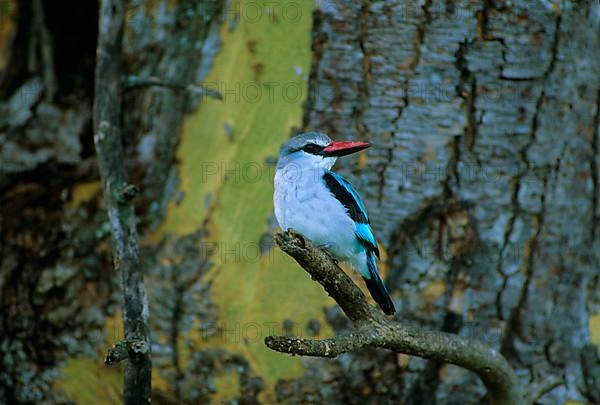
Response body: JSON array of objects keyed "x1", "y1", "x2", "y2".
[{"x1": 363, "y1": 251, "x2": 396, "y2": 315}]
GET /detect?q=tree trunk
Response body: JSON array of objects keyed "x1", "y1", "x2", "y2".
[{"x1": 282, "y1": 0, "x2": 600, "y2": 403}]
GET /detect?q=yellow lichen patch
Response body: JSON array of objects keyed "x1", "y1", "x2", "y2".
[
  {"x1": 55, "y1": 357, "x2": 123, "y2": 403},
  {"x1": 589, "y1": 312, "x2": 600, "y2": 348},
  {"x1": 156, "y1": 0, "x2": 328, "y2": 401},
  {"x1": 68, "y1": 181, "x2": 102, "y2": 208},
  {"x1": 182, "y1": 249, "x2": 335, "y2": 402},
  {"x1": 54, "y1": 313, "x2": 123, "y2": 402},
  {"x1": 211, "y1": 369, "x2": 241, "y2": 403}
]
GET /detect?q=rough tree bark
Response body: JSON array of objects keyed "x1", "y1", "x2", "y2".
[{"x1": 283, "y1": 0, "x2": 600, "y2": 403}]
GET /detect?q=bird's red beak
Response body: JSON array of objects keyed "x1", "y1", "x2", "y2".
[{"x1": 322, "y1": 141, "x2": 370, "y2": 157}]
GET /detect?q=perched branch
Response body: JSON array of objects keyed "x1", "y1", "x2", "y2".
[
  {"x1": 93, "y1": 0, "x2": 151, "y2": 404},
  {"x1": 265, "y1": 230, "x2": 525, "y2": 405}
]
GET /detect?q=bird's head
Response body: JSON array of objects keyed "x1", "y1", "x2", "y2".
[{"x1": 278, "y1": 131, "x2": 370, "y2": 170}]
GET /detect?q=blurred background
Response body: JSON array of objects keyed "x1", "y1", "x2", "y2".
[{"x1": 1, "y1": 0, "x2": 600, "y2": 403}]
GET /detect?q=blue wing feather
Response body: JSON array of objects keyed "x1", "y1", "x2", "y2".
[
  {"x1": 322, "y1": 171, "x2": 380, "y2": 258},
  {"x1": 355, "y1": 223, "x2": 380, "y2": 258}
]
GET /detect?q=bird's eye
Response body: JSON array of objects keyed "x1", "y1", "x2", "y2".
[{"x1": 302, "y1": 143, "x2": 323, "y2": 154}]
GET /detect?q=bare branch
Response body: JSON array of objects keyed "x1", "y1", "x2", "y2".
[
  {"x1": 93, "y1": 0, "x2": 151, "y2": 403},
  {"x1": 265, "y1": 331, "x2": 374, "y2": 358},
  {"x1": 265, "y1": 230, "x2": 525, "y2": 405},
  {"x1": 274, "y1": 231, "x2": 375, "y2": 322},
  {"x1": 124, "y1": 75, "x2": 223, "y2": 100}
]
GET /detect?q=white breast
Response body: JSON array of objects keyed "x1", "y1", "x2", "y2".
[{"x1": 274, "y1": 164, "x2": 359, "y2": 260}]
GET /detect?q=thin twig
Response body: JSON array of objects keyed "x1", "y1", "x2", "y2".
[
  {"x1": 265, "y1": 230, "x2": 525, "y2": 405},
  {"x1": 93, "y1": 0, "x2": 151, "y2": 404},
  {"x1": 124, "y1": 75, "x2": 223, "y2": 100}
]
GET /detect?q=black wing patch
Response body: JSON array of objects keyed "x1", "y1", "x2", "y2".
[
  {"x1": 323, "y1": 171, "x2": 380, "y2": 258},
  {"x1": 323, "y1": 171, "x2": 368, "y2": 224}
]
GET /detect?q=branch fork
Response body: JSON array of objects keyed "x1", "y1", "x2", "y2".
[{"x1": 265, "y1": 230, "x2": 526, "y2": 405}]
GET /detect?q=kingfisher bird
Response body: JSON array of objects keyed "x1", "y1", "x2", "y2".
[{"x1": 274, "y1": 131, "x2": 395, "y2": 315}]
